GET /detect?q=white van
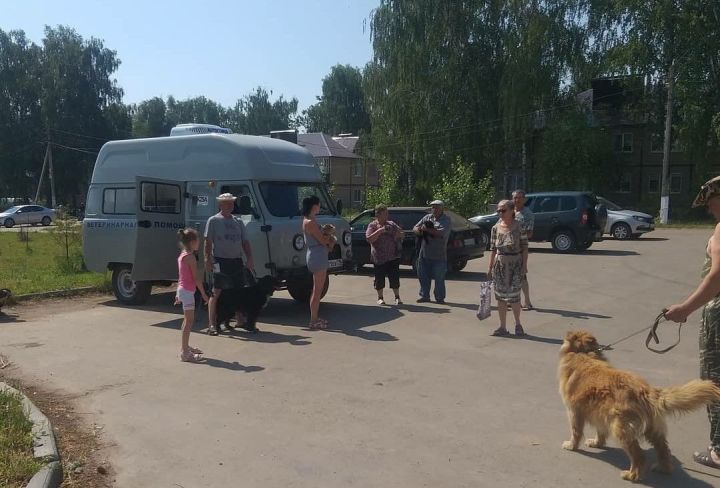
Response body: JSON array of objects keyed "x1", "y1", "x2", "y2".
[{"x1": 82, "y1": 130, "x2": 352, "y2": 305}]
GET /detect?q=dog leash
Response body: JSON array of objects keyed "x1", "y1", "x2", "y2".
[
  {"x1": 645, "y1": 311, "x2": 684, "y2": 354},
  {"x1": 598, "y1": 311, "x2": 684, "y2": 354}
]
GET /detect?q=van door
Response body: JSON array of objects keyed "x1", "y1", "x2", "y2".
[
  {"x1": 218, "y1": 182, "x2": 271, "y2": 278},
  {"x1": 528, "y1": 196, "x2": 560, "y2": 241},
  {"x1": 132, "y1": 176, "x2": 185, "y2": 281}
]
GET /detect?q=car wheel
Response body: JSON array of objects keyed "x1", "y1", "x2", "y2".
[
  {"x1": 611, "y1": 222, "x2": 631, "y2": 240},
  {"x1": 112, "y1": 265, "x2": 152, "y2": 305},
  {"x1": 4, "y1": 218, "x2": 15, "y2": 228},
  {"x1": 287, "y1": 274, "x2": 329, "y2": 303},
  {"x1": 480, "y1": 229, "x2": 491, "y2": 250},
  {"x1": 576, "y1": 240, "x2": 593, "y2": 251},
  {"x1": 551, "y1": 230, "x2": 576, "y2": 253},
  {"x1": 41, "y1": 216, "x2": 52, "y2": 226},
  {"x1": 450, "y1": 258, "x2": 468, "y2": 273}
]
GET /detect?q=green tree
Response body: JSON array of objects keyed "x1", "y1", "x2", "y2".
[
  {"x1": 304, "y1": 64, "x2": 370, "y2": 135},
  {"x1": 432, "y1": 158, "x2": 494, "y2": 217},
  {"x1": 227, "y1": 87, "x2": 299, "y2": 135},
  {"x1": 533, "y1": 111, "x2": 613, "y2": 192}
]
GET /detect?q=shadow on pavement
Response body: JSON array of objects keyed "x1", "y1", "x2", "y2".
[
  {"x1": 517, "y1": 333, "x2": 563, "y2": 345},
  {"x1": 575, "y1": 448, "x2": 716, "y2": 487},
  {"x1": 202, "y1": 357, "x2": 264, "y2": 373},
  {"x1": 532, "y1": 307, "x2": 612, "y2": 320},
  {"x1": 100, "y1": 291, "x2": 182, "y2": 314},
  {"x1": 608, "y1": 237, "x2": 669, "y2": 242},
  {"x1": 0, "y1": 311, "x2": 25, "y2": 324},
  {"x1": 531, "y1": 248, "x2": 640, "y2": 257}
]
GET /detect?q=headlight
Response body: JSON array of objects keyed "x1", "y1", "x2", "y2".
[
  {"x1": 292, "y1": 234, "x2": 305, "y2": 251},
  {"x1": 342, "y1": 231, "x2": 351, "y2": 246},
  {"x1": 632, "y1": 216, "x2": 647, "y2": 222}
]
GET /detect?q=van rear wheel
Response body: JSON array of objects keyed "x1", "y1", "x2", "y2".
[
  {"x1": 287, "y1": 274, "x2": 329, "y2": 303},
  {"x1": 112, "y1": 265, "x2": 152, "y2": 305}
]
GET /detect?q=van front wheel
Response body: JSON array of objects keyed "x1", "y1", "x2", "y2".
[
  {"x1": 287, "y1": 274, "x2": 329, "y2": 303},
  {"x1": 112, "y1": 265, "x2": 152, "y2": 305}
]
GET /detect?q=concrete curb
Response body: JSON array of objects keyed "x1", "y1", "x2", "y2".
[{"x1": 0, "y1": 382, "x2": 63, "y2": 488}]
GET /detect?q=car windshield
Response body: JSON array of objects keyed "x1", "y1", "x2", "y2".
[
  {"x1": 598, "y1": 197, "x2": 623, "y2": 211},
  {"x1": 445, "y1": 210, "x2": 478, "y2": 230},
  {"x1": 2, "y1": 206, "x2": 20, "y2": 213},
  {"x1": 259, "y1": 182, "x2": 335, "y2": 217}
]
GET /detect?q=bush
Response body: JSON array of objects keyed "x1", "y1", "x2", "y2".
[{"x1": 432, "y1": 158, "x2": 495, "y2": 217}]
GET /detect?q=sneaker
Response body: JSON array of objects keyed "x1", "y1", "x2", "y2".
[
  {"x1": 377, "y1": 298, "x2": 386, "y2": 305},
  {"x1": 207, "y1": 325, "x2": 219, "y2": 336},
  {"x1": 436, "y1": 299, "x2": 446, "y2": 304},
  {"x1": 416, "y1": 297, "x2": 430, "y2": 303},
  {"x1": 394, "y1": 297, "x2": 403, "y2": 305}
]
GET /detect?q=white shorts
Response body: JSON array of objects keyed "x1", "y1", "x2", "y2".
[{"x1": 176, "y1": 288, "x2": 196, "y2": 311}]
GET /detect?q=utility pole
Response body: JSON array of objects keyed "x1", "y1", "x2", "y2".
[
  {"x1": 34, "y1": 142, "x2": 50, "y2": 204},
  {"x1": 48, "y1": 139, "x2": 56, "y2": 208},
  {"x1": 660, "y1": 60, "x2": 675, "y2": 224}
]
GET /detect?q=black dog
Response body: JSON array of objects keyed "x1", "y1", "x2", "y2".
[
  {"x1": 416, "y1": 219, "x2": 435, "y2": 248},
  {"x1": 0, "y1": 288, "x2": 11, "y2": 312},
  {"x1": 215, "y1": 276, "x2": 274, "y2": 333}
]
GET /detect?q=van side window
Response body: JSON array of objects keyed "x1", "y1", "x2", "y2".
[
  {"x1": 535, "y1": 197, "x2": 560, "y2": 213},
  {"x1": 141, "y1": 182, "x2": 180, "y2": 214},
  {"x1": 559, "y1": 196, "x2": 577, "y2": 211},
  {"x1": 103, "y1": 188, "x2": 136, "y2": 215}
]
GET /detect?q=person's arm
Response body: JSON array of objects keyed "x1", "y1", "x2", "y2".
[
  {"x1": 666, "y1": 223, "x2": 720, "y2": 322},
  {"x1": 520, "y1": 228, "x2": 529, "y2": 274},
  {"x1": 487, "y1": 226, "x2": 497, "y2": 279},
  {"x1": 413, "y1": 216, "x2": 426, "y2": 235},
  {"x1": 203, "y1": 218, "x2": 214, "y2": 269},
  {"x1": 303, "y1": 218, "x2": 331, "y2": 246},
  {"x1": 525, "y1": 212, "x2": 534, "y2": 239},
  {"x1": 366, "y1": 222, "x2": 385, "y2": 244},
  {"x1": 186, "y1": 254, "x2": 209, "y2": 303},
  {"x1": 429, "y1": 216, "x2": 450, "y2": 238},
  {"x1": 242, "y1": 239, "x2": 254, "y2": 270}
]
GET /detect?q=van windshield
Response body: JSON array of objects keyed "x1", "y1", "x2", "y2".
[{"x1": 259, "y1": 182, "x2": 334, "y2": 217}]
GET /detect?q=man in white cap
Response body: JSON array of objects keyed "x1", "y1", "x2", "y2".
[
  {"x1": 204, "y1": 193, "x2": 255, "y2": 335},
  {"x1": 413, "y1": 199, "x2": 452, "y2": 303}
]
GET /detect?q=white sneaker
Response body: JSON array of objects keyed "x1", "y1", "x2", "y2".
[
  {"x1": 377, "y1": 298, "x2": 385, "y2": 305},
  {"x1": 394, "y1": 297, "x2": 402, "y2": 305}
]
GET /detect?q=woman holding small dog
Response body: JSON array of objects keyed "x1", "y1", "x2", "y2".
[
  {"x1": 666, "y1": 176, "x2": 720, "y2": 469},
  {"x1": 302, "y1": 195, "x2": 334, "y2": 329},
  {"x1": 487, "y1": 199, "x2": 528, "y2": 337},
  {"x1": 366, "y1": 204, "x2": 404, "y2": 305}
]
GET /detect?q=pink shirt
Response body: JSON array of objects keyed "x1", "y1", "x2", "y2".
[{"x1": 177, "y1": 251, "x2": 196, "y2": 292}]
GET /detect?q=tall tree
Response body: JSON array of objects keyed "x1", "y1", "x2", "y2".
[
  {"x1": 228, "y1": 87, "x2": 299, "y2": 135},
  {"x1": 304, "y1": 64, "x2": 370, "y2": 135}
]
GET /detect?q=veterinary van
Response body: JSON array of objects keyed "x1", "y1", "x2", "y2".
[{"x1": 82, "y1": 126, "x2": 353, "y2": 305}]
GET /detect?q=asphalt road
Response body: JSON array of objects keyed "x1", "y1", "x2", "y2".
[{"x1": 1, "y1": 229, "x2": 720, "y2": 488}]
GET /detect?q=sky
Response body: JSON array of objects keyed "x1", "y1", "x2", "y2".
[{"x1": 2, "y1": 0, "x2": 379, "y2": 111}]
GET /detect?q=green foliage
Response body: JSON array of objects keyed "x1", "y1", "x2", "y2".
[
  {"x1": 0, "y1": 389, "x2": 44, "y2": 487},
  {"x1": 365, "y1": 159, "x2": 410, "y2": 208},
  {"x1": 303, "y1": 64, "x2": 370, "y2": 136},
  {"x1": 534, "y1": 111, "x2": 613, "y2": 191},
  {"x1": 49, "y1": 210, "x2": 84, "y2": 272},
  {"x1": 432, "y1": 158, "x2": 495, "y2": 217}
]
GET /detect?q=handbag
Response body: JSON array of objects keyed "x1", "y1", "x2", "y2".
[{"x1": 476, "y1": 280, "x2": 492, "y2": 320}]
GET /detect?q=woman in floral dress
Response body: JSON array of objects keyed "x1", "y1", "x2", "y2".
[{"x1": 487, "y1": 199, "x2": 528, "y2": 337}]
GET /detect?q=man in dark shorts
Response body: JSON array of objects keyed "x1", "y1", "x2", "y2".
[{"x1": 204, "y1": 193, "x2": 255, "y2": 335}]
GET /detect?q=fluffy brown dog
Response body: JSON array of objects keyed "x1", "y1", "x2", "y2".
[
  {"x1": 322, "y1": 223, "x2": 337, "y2": 245},
  {"x1": 558, "y1": 330, "x2": 720, "y2": 481}
]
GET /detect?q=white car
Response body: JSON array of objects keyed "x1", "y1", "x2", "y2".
[
  {"x1": 598, "y1": 197, "x2": 655, "y2": 240},
  {"x1": 0, "y1": 205, "x2": 55, "y2": 228}
]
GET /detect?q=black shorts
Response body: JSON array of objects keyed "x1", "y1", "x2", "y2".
[
  {"x1": 212, "y1": 257, "x2": 245, "y2": 290},
  {"x1": 373, "y1": 258, "x2": 401, "y2": 290}
]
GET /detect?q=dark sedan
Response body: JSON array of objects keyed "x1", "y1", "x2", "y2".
[{"x1": 349, "y1": 207, "x2": 485, "y2": 272}]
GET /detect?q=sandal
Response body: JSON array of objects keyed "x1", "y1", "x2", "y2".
[
  {"x1": 515, "y1": 324, "x2": 526, "y2": 336},
  {"x1": 309, "y1": 320, "x2": 323, "y2": 330},
  {"x1": 189, "y1": 346, "x2": 203, "y2": 354},
  {"x1": 491, "y1": 327, "x2": 510, "y2": 337},
  {"x1": 693, "y1": 448, "x2": 720, "y2": 469},
  {"x1": 207, "y1": 325, "x2": 219, "y2": 336},
  {"x1": 180, "y1": 351, "x2": 204, "y2": 363},
  {"x1": 523, "y1": 304, "x2": 534, "y2": 311}
]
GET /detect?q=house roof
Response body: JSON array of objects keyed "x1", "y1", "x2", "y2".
[
  {"x1": 297, "y1": 133, "x2": 360, "y2": 159},
  {"x1": 332, "y1": 135, "x2": 359, "y2": 153}
]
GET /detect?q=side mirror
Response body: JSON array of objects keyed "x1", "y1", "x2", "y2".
[{"x1": 336, "y1": 199, "x2": 343, "y2": 216}]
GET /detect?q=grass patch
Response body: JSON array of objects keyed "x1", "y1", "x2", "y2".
[
  {"x1": 0, "y1": 232, "x2": 110, "y2": 296},
  {"x1": 0, "y1": 389, "x2": 43, "y2": 488}
]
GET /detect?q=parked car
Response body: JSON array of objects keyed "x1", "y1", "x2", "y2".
[
  {"x1": 0, "y1": 205, "x2": 55, "y2": 228},
  {"x1": 469, "y1": 191, "x2": 608, "y2": 253},
  {"x1": 349, "y1": 207, "x2": 485, "y2": 272},
  {"x1": 597, "y1": 197, "x2": 655, "y2": 240}
]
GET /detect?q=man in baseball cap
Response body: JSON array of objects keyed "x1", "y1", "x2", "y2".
[{"x1": 413, "y1": 199, "x2": 451, "y2": 303}]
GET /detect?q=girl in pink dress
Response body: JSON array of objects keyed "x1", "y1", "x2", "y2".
[{"x1": 175, "y1": 228, "x2": 209, "y2": 362}]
